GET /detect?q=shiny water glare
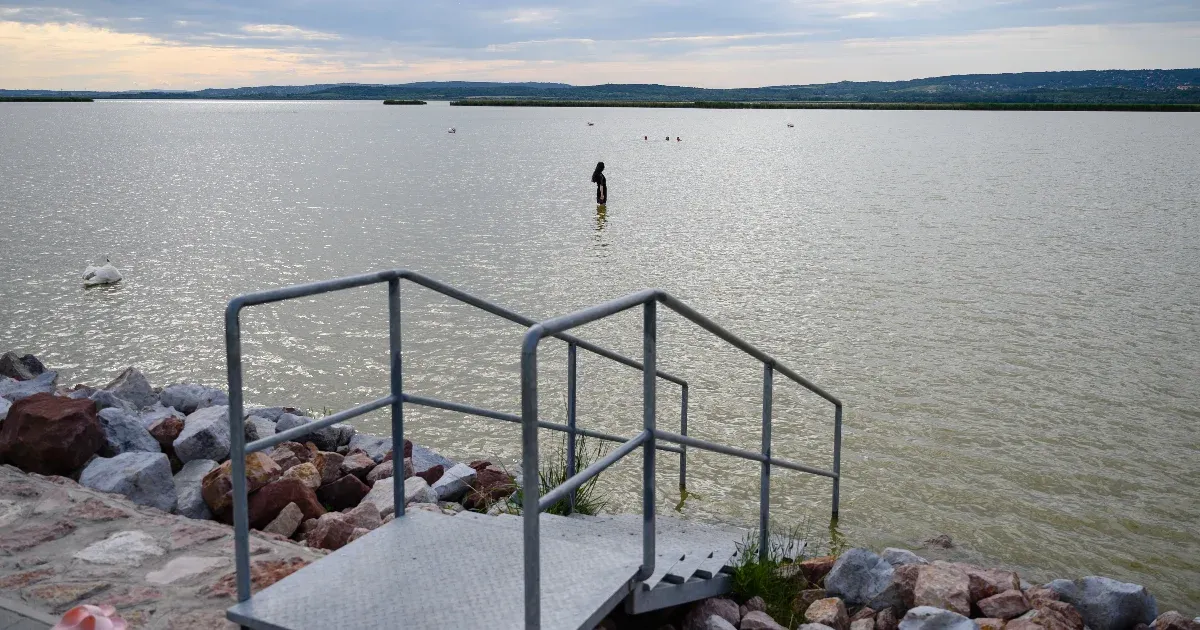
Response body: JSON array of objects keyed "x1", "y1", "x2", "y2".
[{"x1": 1, "y1": 101, "x2": 1197, "y2": 610}]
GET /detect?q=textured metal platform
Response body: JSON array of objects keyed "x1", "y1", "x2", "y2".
[{"x1": 227, "y1": 510, "x2": 642, "y2": 630}]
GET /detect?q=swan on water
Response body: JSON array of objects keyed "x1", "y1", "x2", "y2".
[
  {"x1": 448, "y1": 127, "x2": 456, "y2": 133},
  {"x1": 83, "y1": 257, "x2": 122, "y2": 287}
]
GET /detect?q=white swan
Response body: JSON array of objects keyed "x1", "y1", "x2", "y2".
[
  {"x1": 83, "y1": 257, "x2": 122, "y2": 287},
  {"x1": 448, "y1": 127, "x2": 456, "y2": 134}
]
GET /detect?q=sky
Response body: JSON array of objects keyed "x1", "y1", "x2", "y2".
[{"x1": 0, "y1": 1, "x2": 1197, "y2": 90}]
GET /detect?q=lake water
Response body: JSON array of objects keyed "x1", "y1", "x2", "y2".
[{"x1": 1, "y1": 101, "x2": 1197, "y2": 610}]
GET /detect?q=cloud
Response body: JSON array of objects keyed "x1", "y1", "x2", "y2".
[
  {"x1": 239, "y1": 23, "x2": 340, "y2": 40},
  {"x1": 841, "y1": 12, "x2": 880, "y2": 19},
  {"x1": 503, "y1": 8, "x2": 560, "y2": 24}
]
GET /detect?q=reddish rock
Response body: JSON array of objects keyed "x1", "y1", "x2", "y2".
[
  {"x1": 403, "y1": 457, "x2": 413, "y2": 479},
  {"x1": 316, "y1": 474, "x2": 370, "y2": 511},
  {"x1": 201, "y1": 452, "x2": 283, "y2": 515},
  {"x1": 281, "y1": 462, "x2": 321, "y2": 490},
  {"x1": 101, "y1": 585, "x2": 163, "y2": 608},
  {"x1": 914, "y1": 563, "x2": 971, "y2": 616},
  {"x1": 65, "y1": 498, "x2": 131, "y2": 522},
  {"x1": 851, "y1": 620, "x2": 875, "y2": 630},
  {"x1": 1026, "y1": 586, "x2": 1061, "y2": 606},
  {"x1": 806, "y1": 597, "x2": 849, "y2": 630},
  {"x1": 1033, "y1": 600, "x2": 1085, "y2": 630},
  {"x1": 892, "y1": 563, "x2": 921, "y2": 610},
  {"x1": 0, "y1": 520, "x2": 77, "y2": 553},
  {"x1": 383, "y1": 439, "x2": 412, "y2": 462},
  {"x1": 415, "y1": 464, "x2": 443, "y2": 485},
  {"x1": 348, "y1": 527, "x2": 371, "y2": 544},
  {"x1": 270, "y1": 448, "x2": 302, "y2": 472},
  {"x1": 24, "y1": 581, "x2": 111, "y2": 613},
  {"x1": 683, "y1": 597, "x2": 739, "y2": 630},
  {"x1": 0, "y1": 568, "x2": 56, "y2": 589},
  {"x1": 1152, "y1": 612, "x2": 1200, "y2": 630},
  {"x1": 343, "y1": 502, "x2": 382, "y2": 531},
  {"x1": 851, "y1": 607, "x2": 877, "y2": 622},
  {"x1": 246, "y1": 477, "x2": 325, "y2": 529},
  {"x1": 340, "y1": 451, "x2": 376, "y2": 480},
  {"x1": 0, "y1": 392, "x2": 103, "y2": 475},
  {"x1": 742, "y1": 610, "x2": 787, "y2": 630},
  {"x1": 468, "y1": 459, "x2": 491, "y2": 471},
  {"x1": 801, "y1": 555, "x2": 837, "y2": 585},
  {"x1": 793, "y1": 589, "x2": 828, "y2": 617},
  {"x1": 169, "y1": 522, "x2": 227, "y2": 550},
  {"x1": 148, "y1": 417, "x2": 184, "y2": 451},
  {"x1": 204, "y1": 557, "x2": 310, "y2": 599},
  {"x1": 875, "y1": 608, "x2": 898, "y2": 630},
  {"x1": 978, "y1": 589, "x2": 1032, "y2": 620},
  {"x1": 974, "y1": 619, "x2": 1006, "y2": 630},
  {"x1": 741, "y1": 596, "x2": 767, "y2": 618},
  {"x1": 313, "y1": 451, "x2": 344, "y2": 485},
  {"x1": 1007, "y1": 620, "x2": 1042, "y2": 630},
  {"x1": 305, "y1": 513, "x2": 355, "y2": 551},
  {"x1": 366, "y1": 460, "x2": 394, "y2": 485},
  {"x1": 462, "y1": 465, "x2": 515, "y2": 510},
  {"x1": 273, "y1": 441, "x2": 313, "y2": 465}
]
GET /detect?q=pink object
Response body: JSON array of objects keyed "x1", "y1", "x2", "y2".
[{"x1": 53, "y1": 604, "x2": 128, "y2": 630}]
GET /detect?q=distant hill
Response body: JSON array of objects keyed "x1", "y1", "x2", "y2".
[{"x1": 3, "y1": 70, "x2": 1198, "y2": 104}]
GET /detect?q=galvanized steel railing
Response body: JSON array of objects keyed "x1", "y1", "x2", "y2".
[{"x1": 223, "y1": 270, "x2": 842, "y2": 630}]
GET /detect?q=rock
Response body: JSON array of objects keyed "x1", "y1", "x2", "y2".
[
  {"x1": 923, "y1": 534, "x2": 954, "y2": 549},
  {"x1": 0, "y1": 392, "x2": 103, "y2": 475},
  {"x1": 415, "y1": 463, "x2": 444, "y2": 485},
  {"x1": 200, "y1": 452, "x2": 283, "y2": 516},
  {"x1": 19, "y1": 354, "x2": 46, "y2": 375},
  {"x1": 0, "y1": 351, "x2": 37, "y2": 380},
  {"x1": 159, "y1": 383, "x2": 227, "y2": 414},
  {"x1": 362, "y1": 477, "x2": 396, "y2": 517},
  {"x1": 173, "y1": 458, "x2": 219, "y2": 520},
  {"x1": 801, "y1": 555, "x2": 837, "y2": 584},
  {"x1": 875, "y1": 609, "x2": 899, "y2": 630},
  {"x1": 247, "y1": 477, "x2": 325, "y2": 529},
  {"x1": 683, "y1": 598, "x2": 740, "y2": 630},
  {"x1": 850, "y1": 621, "x2": 873, "y2": 630},
  {"x1": 973, "y1": 619, "x2": 1005, "y2": 630},
  {"x1": 0, "y1": 397, "x2": 9, "y2": 421},
  {"x1": 955, "y1": 564, "x2": 1020, "y2": 603},
  {"x1": 913, "y1": 563, "x2": 971, "y2": 616},
  {"x1": 881, "y1": 548, "x2": 928, "y2": 567},
  {"x1": 343, "y1": 502, "x2": 383, "y2": 530},
  {"x1": 282, "y1": 462, "x2": 322, "y2": 490},
  {"x1": 706, "y1": 616, "x2": 736, "y2": 630},
  {"x1": 80, "y1": 452, "x2": 177, "y2": 512},
  {"x1": 852, "y1": 609, "x2": 877, "y2": 623},
  {"x1": 341, "y1": 451, "x2": 377, "y2": 480},
  {"x1": 332, "y1": 423, "x2": 355, "y2": 446},
  {"x1": 98, "y1": 407, "x2": 161, "y2": 455},
  {"x1": 365, "y1": 459, "x2": 394, "y2": 485},
  {"x1": 978, "y1": 589, "x2": 1032, "y2": 620},
  {"x1": 1047, "y1": 576, "x2": 1157, "y2": 630},
  {"x1": 462, "y1": 465, "x2": 515, "y2": 510},
  {"x1": 795, "y1": 589, "x2": 830, "y2": 617},
  {"x1": 348, "y1": 527, "x2": 371, "y2": 543},
  {"x1": 1152, "y1": 612, "x2": 1200, "y2": 630},
  {"x1": 314, "y1": 451, "x2": 344, "y2": 484},
  {"x1": 1023, "y1": 600, "x2": 1085, "y2": 630},
  {"x1": 275, "y1": 413, "x2": 340, "y2": 450},
  {"x1": 246, "y1": 416, "x2": 276, "y2": 439},
  {"x1": 270, "y1": 446, "x2": 304, "y2": 472},
  {"x1": 0, "y1": 371, "x2": 57, "y2": 401},
  {"x1": 897, "y1": 606, "x2": 974, "y2": 630},
  {"x1": 800, "y1": 626, "x2": 837, "y2": 630},
  {"x1": 411, "y1": 442, "x2": 454, "y2": 472},
  {"x1": 347, "y1": 433, "x2": 391, "y2": 462},
  {"x1": 149, "y1": 416, "x2": 185, "y2": 450},
  {"x1": 140, "y1": 404, "x2": 184, "y2": 429},
  {"x1": 317, "y1": 474, "x2": 371, "y2": 511},
  {"x1": 73, "y1": 530, "x2": 165, "y2": 566},
  {"x1": 404, "y1": 476, "x2": 438, "y2": 505},
  {"x1": 89, "y1": 389, "x2": 137, "y2": 414},
  {"x1": 174, "y1": 405, "x2": 231, "y2": 463},
  {"x1": 1026, "y1": 586, "x2": 1060, "y2": 606},
  {"x1": 741, "y1": 596, "x2": 767, "y2": 618},
  {"x1": 805, "y1": 598, "x2": 849, "y2": 630},
  {"x1": 306, "y1": 512, "x2": 355, "y2": 550},
  {"x1": 146, "y1": 556, "x2": 226, "y2": 585},
  {"x1": 826, "y1": 548, "x2": 896, "y2": 606},
  {"x1": 742, "y1": 610, "x2": 787, "y2": 630},
  {"x1": 243, "y1": 407, "x2": 301, "y2": 422},
  {"x1": 262, "y1": 502, "x2": 304, "y2": 538},
  {"x1": 101, "y1": 367, "x2": 158, "y2": 409}
]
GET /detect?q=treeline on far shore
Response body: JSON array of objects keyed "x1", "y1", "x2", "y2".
[
  {"x1": 382, "y1": 99, "x2": 427, "y2": 105},
  {"x1": 449, "y1": 100, "x2": 1200, "y2": 112},
  {"x1": 0, "y1": 96, "x2": 94, "y2": 102}
]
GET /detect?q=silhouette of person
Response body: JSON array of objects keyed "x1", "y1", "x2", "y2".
[{"x1": 592, "y1": 162, "x2": 607, "y2": 205}]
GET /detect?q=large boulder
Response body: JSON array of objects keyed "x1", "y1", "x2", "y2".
[
  {"x1": 365, "y1": 460, "x2": 395, "y2": 485},
  {"x1": 174, "y1": 405, "x2": 231, "y2": 463},
  {"x1": 0, "y1": 371, "x2": 58, "y2": 402},
  {"x1": 201, "y1": 453, "x2": 283, "y2": 515},
  {"x1": 415, "y1": 464, "x2": 444, "y2": 485},
  {"x1": 139, "y1": 404, "x2": 184, "y2": 429},
  {"x1": 411, "y1": 442, "x2": 454, "y2": 473},
  {"x1": 245, "y1": 416, "x2": 277, "y2": 439},
  {"x1": 101, "y1": 367, "x2": 158, "y2": 409},
  {"x1": 1022, "y1": 599, "x2": 1085, "y2": 630},
  {"x1": 340, "y1": 451, "x2": 377, "y2": 480},
  {"x1": 275, "y1": 413, "x2": 338, "y2": 451},
  {"x1": 317, "y1": 474, "x2": 370, "y2": 511},
  {"x1": 462, "y1": 465, "x2": 515, "y2": 510},
  {"x1": 342, "y1": 502, "x2": 382, "y2": 531},
  {"x1": 159, "y1": 383, "x2": 227, "y2": 414},
  {"x1": 0, "y1": 392, "x2": 103, "y2": 475},
  {"x1": 978, "y1": 589, "x2": 1031, "y2": 620},
  {"x1": 247, "y1": 477, "x2": 325, "y2": 529},
  {"x1": 98, "y1": 407, "x2": 161, "y2": 455},
  {"x1": 1047, "y1": 576, "x2": 1157, "y2": 630},
  {"x1": 361, "y1": 477, "x2": 397, "y2": 517},
  {"x1": 826, "y1": 548, "x2": 895, "y2": 606},
  {"x1": 263, "y1": 502, "x2": 305, "y2": 538},
  {"x1": 0, "y1": 351, "x2": 38, "y2": 380},
  {"x1": 432, "y1": 462, "x2": 476, "y2": 502},
  {"x1": 913, "y1": 563, "x2": 971, "y2": 616},
  {"x1": 314, "y1": 451, "x2": 344, "y2": 484},
  {"x1": 80, "y1": 452, "x2": 177, "y2": 513},
  {"x1": 89, "y1": 389, "x2": 138, "y2": 415},
  {"x1": 173, "y1": 459, "x2": 219, "y2": 520},
  {"x1": 306, "y1": 512, "x2": 355, "y2": 551},
  {"x1": 282, "y1": 462, "x2": 322, "y2": 490},
  {"x1": 805, "y1": 598, "x2": 849, "y2": 630},
  {"x1": 148, "y1": 416, "x2": 184, "y2": 452},
  {"x1": 404, "y1": 476, "x2": 437, "y2": 505},
  {"x1": 881, "y1": 548, "x2": 928, "y2": 567},
  {"x1": 683, "y1": 598, "x2": 740, "y2": 630},
  {"x1": 347, "y1": 433, "x2": 391, "y2": 463},
  {"x1": 897, "y1": 607, "x2": 974, "y2": 630}
]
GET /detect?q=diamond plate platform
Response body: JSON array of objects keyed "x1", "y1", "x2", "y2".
[{"x1": 227, "y1": 510, "x2": 642, "y2": 630}]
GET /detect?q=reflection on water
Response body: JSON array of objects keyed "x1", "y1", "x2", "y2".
[{"x1": 0, "y1": 101, "x2": 1197, "y2": 609}]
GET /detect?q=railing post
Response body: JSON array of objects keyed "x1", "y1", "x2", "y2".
[
  {"x1": 641, "y1": 300, "x2": 657, "y2": 580},
  {"x1": 832, "y1": 403, "x2": 842, "y2": 519},
  {"x1": 679, "y1": 384, "x2": 688, "y2": 492},
  {"x1": 521, "y1": 331, "x2": 542, "y2": 629},
  {"x1": 388, "y1": 278, "x2": 404, "y2": 518},
  {"x1": 224, "y1": 306, "x2": 251, "y2": 603},
  {"x1": 760, "y1": 363, "x2": 773, "y2": 561},
  {"x1": 566, "y1": 342, "x2": 577, "y2": 515}
]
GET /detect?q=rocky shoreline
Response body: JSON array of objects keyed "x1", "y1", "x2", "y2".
[{"x1": 2, "y1": 351, "x2": 1197, "y2": 629}]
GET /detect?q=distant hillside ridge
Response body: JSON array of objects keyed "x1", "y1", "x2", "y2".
[{"x1": 2, "y1": 69, "x2": 1197, "y2": 104}]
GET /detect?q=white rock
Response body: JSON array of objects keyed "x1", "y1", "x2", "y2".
[
  {"x1": 173, "y1": 459, "x2": 219, "y2": 520},
  {"x1": 361, "y1": 477, "x2": 395, "y2": 517},
  {"x1": 0, "y1": 499, "x2": 23, "y2": 527},
  {"x1": 0, "y1": 397, "x2": 10, "y2": 421},
  {"x1": 173, "y1": 405, "x2": 231, "y2": 463},
  {"x1": 882, "y1": 547, "x2": 929, "y2": 566},
  {"x1": 432, "y1": 463, "x2": 476, "y2": 502},
  {"x1": 80, "y1": 452, "x2": 177, "y2": 513},
  {"x1": 74, "y1": 530, "x2": 165, "y2": 567},
  {"x1": 404, "y1": 476, "x2": 438, "y2": 505},
  {"x1": 146, "y1": 556, "x2": 226, "y2": 584},
  {"x1": 159, "y1": 383, "x2": 227, "y2": 414},
  {"x1": 263, "y1": 502, "x2": 305, "y2": 538},
  {"x1": 246, "y1": 415, "x2": 277, "y2": 439},
  {"x1": 898, "y1": 607, "x2": 975, "y2": 630},
  {"x1": 102, "y1": 367, "x2": 158, "y2": 409},
  {"x1": 705, "y1": 615, "x2": 736, "y2": 630},
  {"x1": 140, "y1": 403, "x2": 184, "y2": 428}
]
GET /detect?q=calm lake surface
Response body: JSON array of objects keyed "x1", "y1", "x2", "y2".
[{"x1": 1, "y1": 101, "x2": 1197, "y2": 609}]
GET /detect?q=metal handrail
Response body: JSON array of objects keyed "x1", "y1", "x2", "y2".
[
  {"x1": 223, "y1": 270, "x2": 690, "y2": 604},
  {"x1": 519, "y1": 290, "x2": 843, "y2": 628}
]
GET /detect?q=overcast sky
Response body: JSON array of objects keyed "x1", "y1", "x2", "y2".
[{"x1": 1, "y1": 1, "x2": 1197, "y2": 90}]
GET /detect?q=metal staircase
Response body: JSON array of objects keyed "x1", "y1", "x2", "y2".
[{"x1": 221, "y1": 270, "x2": 842, "y2": 630}]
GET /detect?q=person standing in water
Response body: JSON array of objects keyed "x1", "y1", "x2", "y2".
[{"x1": 592, "y1": 161, "x2": 607, "y2": 205}]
